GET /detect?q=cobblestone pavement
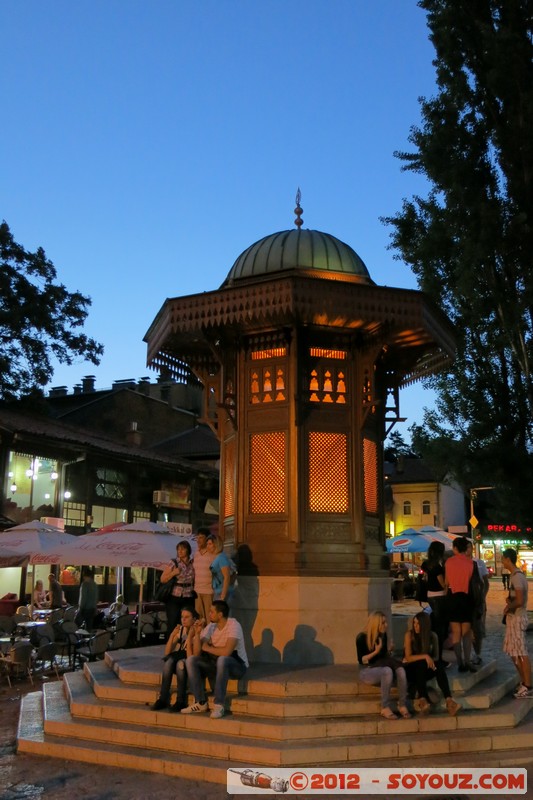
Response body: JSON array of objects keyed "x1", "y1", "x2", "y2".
[{"x1": 0, "y1": 580, "x2": 531, "y2": 799}]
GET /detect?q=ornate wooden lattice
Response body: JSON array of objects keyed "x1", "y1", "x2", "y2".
[
  {"x1": 308, "y1": 432, "x2": 348, "y2": 513},
  {"x1": 223, "y1": 439, "x2": 235, "y2": 518},
  {"x1": 249, "y1": 432, "x2": 286, "y2": 514},
  {"x1": 363, "y1": 437, "x2": 378, "y2": 513}
]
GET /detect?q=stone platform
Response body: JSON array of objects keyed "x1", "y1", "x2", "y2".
[{"x1": 17, "y1": 644, "x2": 533, "y2": 785}]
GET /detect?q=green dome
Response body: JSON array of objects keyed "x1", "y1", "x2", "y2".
[{"x1": 222, "y1": 228, "x2": 373, "y2": 287}]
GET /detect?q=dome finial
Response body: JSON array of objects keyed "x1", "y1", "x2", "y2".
[{"x1": 294, "y1": 188, "x2": 303, "y2": 228}]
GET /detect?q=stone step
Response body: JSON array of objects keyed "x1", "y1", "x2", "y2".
[
  {"x1": 460, "y1": 670, "x2": 518, "y2": 710},
  {"x1": 105, "y1": 648, "x2": 499, "y2": 699},
  {"x1": 17, "y1": 683, "x2": 533, "y2": 776},
  {"x1": 17, "y1": 690, "x2": 227, "y2": 785},
  {"x1": 65, "y1": 666, "x2": 533, "y2": 742}
]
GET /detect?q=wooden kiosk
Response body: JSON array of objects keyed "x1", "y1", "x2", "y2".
[{"x1": 144, "y1": 201, "x2": 454, "y2": 662}]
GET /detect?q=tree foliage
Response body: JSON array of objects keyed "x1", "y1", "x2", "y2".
[
  {"x1": 0, "y1": 221, "x2": 104, "y2": 400},
  {"x1": 383, "y1": 0, "x2": 533, "y2": 523}
]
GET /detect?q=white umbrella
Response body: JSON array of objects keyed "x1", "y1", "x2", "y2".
[
  {"x1": 60, "y1": 520, "x2": 195, "y2": 640},
  {"x1": 60, "y1": 520, "x2": 195, "y2": 568},
  {"x1": 0, "y1": 521, "x2": 79, "y2": 611}
]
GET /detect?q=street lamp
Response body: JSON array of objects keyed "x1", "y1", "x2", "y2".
[{"x1": 470, "y1": 486, "x2": 494, "y2": 558}]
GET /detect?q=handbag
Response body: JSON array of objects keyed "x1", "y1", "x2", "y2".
[
  {"x1": 155, "y1": 559, "x2": 178, "y2": 602},
  {"x1": 372, "y1": 655, "x2": 404, "y2": 672},
  {"x1": 155, "y1": 580, "x2": 174, "y2": 602}
]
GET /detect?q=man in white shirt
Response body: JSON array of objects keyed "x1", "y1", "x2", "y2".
[{"x1": 181, "y1": 600, "x2": 248, "y2": 719}]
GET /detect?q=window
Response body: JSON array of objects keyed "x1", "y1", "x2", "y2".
[
  {"x1": 94, "y1": 467, "x2": 128, "y2": 500},
  {"x1": 422, "y1": 500, "x2": 431, "y2": 515},
  {"x1": 403, "y1": 500, "x2": 411, "y2": 516}
]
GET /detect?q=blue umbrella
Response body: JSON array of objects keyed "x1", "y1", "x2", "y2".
[{"x1": 386, "y1": 527, "x2": 459, "y2": 553}]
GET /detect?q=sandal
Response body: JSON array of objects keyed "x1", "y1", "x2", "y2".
[
  {"x1": 380, "y1": 707, "x2": 399, "y2": 720},
  {"x1": 398, "y1": 706, "x2": 412, "y2": 719},
  {"x1": 446, "y1": 698, "x2": 461, "y2": 716},
  {"x1": 415, "y1": 697, "x2": 430, "y2": 715}
]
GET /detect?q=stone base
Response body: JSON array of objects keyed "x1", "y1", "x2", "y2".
[{"x1": 231, "y1": 575, "x2": 391, "y2": 665}]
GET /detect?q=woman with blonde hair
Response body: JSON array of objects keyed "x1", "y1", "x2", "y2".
[
  {"x1": 206, "y1": 534, "x2": 236, "y2": 602},
  {"x1": 356, "y1": 611, "x2": 411, "y2": 720},
  {"x1": 33, "y1": 580, "x2": 48, "y2": 609}
]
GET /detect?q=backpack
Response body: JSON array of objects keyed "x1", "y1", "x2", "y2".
[
  {"x1": 469, "y1": 561, "x2": 485, "y2": 611},
  {"x1": 415, "y1": 571, "x2": 428, "y2": 603}
]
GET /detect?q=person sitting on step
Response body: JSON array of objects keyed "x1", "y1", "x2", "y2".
[
  {"x1": 403, "y1": 611, "x2": 461, "y2": 716},
  {"x1": 151, "y1": 607, "x2": 204, "y2": 712},
  {"x1": 356, "y1": 611, "x2": 411, "y2": 720},
  {"x1": 181, "y1": 600, "x2": 248, "y2": 719}
]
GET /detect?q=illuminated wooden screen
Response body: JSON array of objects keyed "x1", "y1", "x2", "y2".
[
  {"x1": 363, "y1": 437, "x2": 378, "y2": 513},
  {"x1": 223, "y1": 439, "x2": 235, "y2": 518},
  {"x1": 249, "y1": 432, "x2": 286, "y2": 513},
  {"x1": 307, "y1": 349, "x2": 347, "y2": 404},
  {"x1": 308, "y1": 432, "x2": 348, "y2": 513}
]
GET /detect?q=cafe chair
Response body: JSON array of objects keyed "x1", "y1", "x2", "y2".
[
  {"x1": 62, "y1": 606, "x2": 77, "y2": 622},
  {"x1": 77, "y1": 630, "x2": 111, "y2": 664},
  {"x1": 0, "y1": 616, "x2": 15, "y2": 635},
  {"x1": 0, "y1": 642, "x2": 34, "y2": 688},
  {"x1": 34, "y1": 641, "x2": 61, "y2": 679}
]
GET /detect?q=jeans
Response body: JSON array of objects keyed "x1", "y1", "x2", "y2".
[
  {"x1": 358, "y1": 665, "x2": 408, "y2": 709},
  {"x1": 185, "y1": 654, "x2": 247, "y2": 706},
  {"x1": 404, "y1": 660, "x2": 451, "y2": 701},
  {"x1": 159, "y1": 655, "x2": 187, "y2": 704}
]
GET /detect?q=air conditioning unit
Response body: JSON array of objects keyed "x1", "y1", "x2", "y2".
[{"x1": 153, "y1": 490, "x2": 170, "y2": 505}]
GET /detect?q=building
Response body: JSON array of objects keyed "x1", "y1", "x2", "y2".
[
  {"x1": 144, "y1": 200, "x2": 455, "y2": 662},
  {"x1": 384, "y1": 456, "x2": 467, "y2": 542}
]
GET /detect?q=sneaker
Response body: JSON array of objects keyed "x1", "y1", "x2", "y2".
[
  {"x1": 210, "y1": 704, "x2": 225, "y2": 719},
  {"x1": 181, "y1": 701, "x2": 208, "y2": 714},
  {"x1": 471, "y1": 656, "x2": 482, "y2": 666},
  {"x1": 169, "y1": 701, "x2": 185, "y2": 713},
  {"x1": 150, "y1": 698, "x2": 168, "y2": 711},
  {"x1": 466, "y1": 663, "x2": 478, "y2": 673},
  {"x1": 514, "y1": 685, "x2": 533, "y2": 698}
]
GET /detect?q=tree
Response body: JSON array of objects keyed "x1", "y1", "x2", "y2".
[
  {"x1": 384, "y1": 430, "x2": 418, "y2": 462},
  {"x1": 0, "y1": 222, "x2": 104, "y2": 400},
  {"x1": 383, "y1": 0, "x2": 533, "y2": 523}
]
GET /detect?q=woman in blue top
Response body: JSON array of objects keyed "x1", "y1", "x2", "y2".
[{"x1": 207, "y1": 534, "x2": 235, "y2": 601}]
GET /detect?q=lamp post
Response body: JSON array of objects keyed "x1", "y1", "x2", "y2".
[{"x1": 470, "y1": 486, "x2": 494, "y2": 559}]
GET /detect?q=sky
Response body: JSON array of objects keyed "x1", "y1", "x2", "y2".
[{"x1": 1, "y1": 0, "x2": 440, "y2": 436}]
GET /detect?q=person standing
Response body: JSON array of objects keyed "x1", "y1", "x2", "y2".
[
  {"x1": 502, "y1": 548, "x2": 532, "y2": 698},
  {"x1": 421, "y1": 541, "x2": 449, "y2": 665},
  {"x1": 466, "y1": 540, "x2": 490, "y2": 665},
  {"x1": 207, "y1": 534, "x2": 235, "y2": 602},
  {"x1": 77, "y1": 570, "x2": 98, "y2": 630},
  {"x1": 445, "y1": 537, "x2": 476, "y2": 672},
  {"x1": 159, "y1": 541, "x2": 195, "y2": 635},
  {"x1": 193, "y1": 527, "x2": 215, "y2": 620},
  {"x1": 48, "y1": 573, "x2": 64, "y2": 609},
  {"x1": 502, "y1": 566, "x2": 511, "y2": 591},
  {"x1": 181, "y1": 600, "x2": 248, "y2": 719}
]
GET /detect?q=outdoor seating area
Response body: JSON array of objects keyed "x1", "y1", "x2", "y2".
[{"x1": 0, "y1": 603, "x2": 138, "y2": 685}]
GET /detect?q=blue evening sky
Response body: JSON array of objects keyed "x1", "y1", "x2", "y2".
[{"x1": 1, "y1": 1, "x2": 440, "y2": 435}]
